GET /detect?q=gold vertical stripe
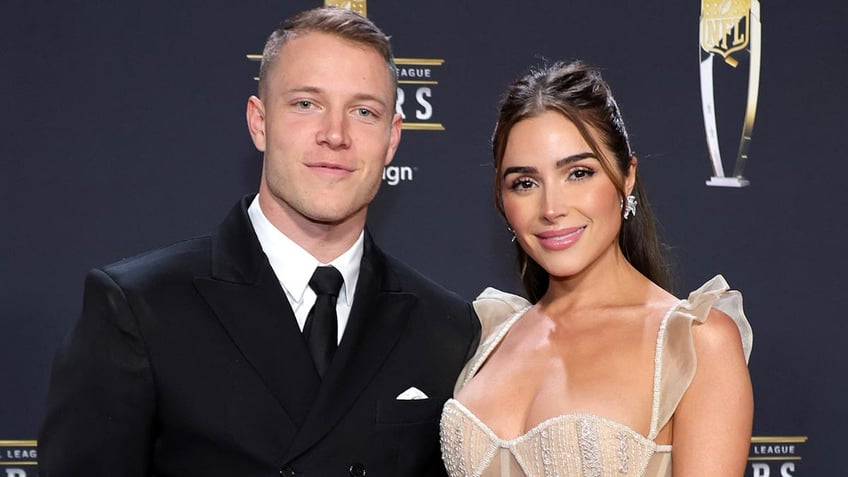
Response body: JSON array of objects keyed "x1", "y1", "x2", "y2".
[{"x1": 733, "y1": 0, "x2": 761, "y2": 176}]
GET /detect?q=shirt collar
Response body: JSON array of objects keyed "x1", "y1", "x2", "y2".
[{"x1": 247, "y1": 195, "x2": 363, "y2": 306}]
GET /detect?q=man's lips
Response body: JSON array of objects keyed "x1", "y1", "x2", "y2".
[
  {"x1": 534, "y1": 226, "x2": 586, "y2": 250},
  {"x1": 306, "y1": 161, "x2": 354, "y2": 174}
]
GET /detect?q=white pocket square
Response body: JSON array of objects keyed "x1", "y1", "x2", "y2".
[{"x1": 395, "y1": 386, "x2": 428, "y2": 400}]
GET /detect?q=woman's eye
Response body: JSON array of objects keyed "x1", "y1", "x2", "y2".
[
  {"x1": 509, "y1": 178, "x2": 536, "y2": 190},
  {"x1": 569, "y1": 168, "x2": 595, "y2": 180}
]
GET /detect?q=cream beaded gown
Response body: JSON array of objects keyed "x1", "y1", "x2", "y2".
[{"x1": 440, "y1": 276, "x2": 753, "y2": 477}]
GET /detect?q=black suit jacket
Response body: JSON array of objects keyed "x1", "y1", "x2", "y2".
[{"x1": 39, "y1": 196, "x2": 480, "y2": 477}]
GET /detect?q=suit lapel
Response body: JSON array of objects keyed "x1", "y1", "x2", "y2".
[
  {"x1": 198, "y1": 202, "x2": 415, "y2": 458},
  {"x1": 194, "y1": 197, "x2": 320, "y2": 427},
  {"x1": 282, "y1": 234, "x2": 416, "y2": 462}
]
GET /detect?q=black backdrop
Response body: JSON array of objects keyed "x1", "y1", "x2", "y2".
[{"x1": 2, "y1": 1, "x2": 846, "y2": 475}]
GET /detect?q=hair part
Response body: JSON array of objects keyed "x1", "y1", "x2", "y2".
[
  {"x1": 492, "y1": 61, "x2": 670, "y2": 302},
  {"x1": 257, "y1": 6, "x2": 398, "y2": 100}
]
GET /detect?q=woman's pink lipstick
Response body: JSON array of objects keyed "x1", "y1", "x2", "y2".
[{"x1": 535, "y1": 226, "x2": 585, "y2": 251}]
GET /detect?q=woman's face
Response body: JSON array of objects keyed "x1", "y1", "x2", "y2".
[{"x1": 500, "y1": 111, "x2": 634, "y2": 280}]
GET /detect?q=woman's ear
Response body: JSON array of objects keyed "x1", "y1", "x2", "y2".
[{"x1": 625, "y1": 155, "x2": 638, "y2": 195}]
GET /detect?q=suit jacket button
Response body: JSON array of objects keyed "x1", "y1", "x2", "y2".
[
  {"x1": 280, "y1": 465, "x2": 296, "y2": 476},
  {"x1": 349, "y1": 462, "x2": 366, "y2": 476}
]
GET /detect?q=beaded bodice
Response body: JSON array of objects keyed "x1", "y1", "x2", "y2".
[
  {"x1": 440, "y1": 276, "x2": 753, "y2": 477},
  {"x1": 442, "y1": 400, "x2": 670, "y2": 477}
]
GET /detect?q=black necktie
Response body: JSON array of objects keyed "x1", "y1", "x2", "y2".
[{"x1": 303, "y1": 266, "x2": 343, "y2": 378}]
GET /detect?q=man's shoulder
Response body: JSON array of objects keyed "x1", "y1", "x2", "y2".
[
  {"x1": 98, "y1": 235, "x2": 213, "y2": 285},
  {"x1": 381, "y1": 253, "x2": 466, "y2": 307},
  {"x1": 380, "y1": 253, "x2": 479, "y2": 347}
]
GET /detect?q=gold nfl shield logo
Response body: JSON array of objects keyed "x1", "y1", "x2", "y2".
[{"x1": 700, "y1": 0, "x2": 750, "y2": 66}]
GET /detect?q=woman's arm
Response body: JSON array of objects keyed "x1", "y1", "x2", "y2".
[{"x1": 672, "y1": 308, "x2": 754, "y2": 476}]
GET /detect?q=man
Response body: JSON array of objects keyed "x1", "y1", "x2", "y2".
[{"x1": 39, "y1": 7, "x2": 479, "y2": 476}]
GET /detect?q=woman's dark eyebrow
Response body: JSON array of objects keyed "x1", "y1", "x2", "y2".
[
  {"x1": 502, "y1": 166, "x2": 536, "y2": 178},
  {"x1": 556, "y1": 152, "x2": 596, "y2": 168},
  {"x1": 503, "y1": 152, "x2": 596, "y2": 179}
]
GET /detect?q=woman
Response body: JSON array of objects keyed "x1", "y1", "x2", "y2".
[{"x1": 441, "y1": 61, "x2": 753, "y2": 476}]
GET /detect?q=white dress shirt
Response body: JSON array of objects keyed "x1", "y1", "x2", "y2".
[{"x1": 247, "y1": 195, "x2": 363, "y2": 344}]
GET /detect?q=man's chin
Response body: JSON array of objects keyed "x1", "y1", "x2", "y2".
[
  {"x1": 303, "y1": 206, "x2": 366, "y2": 228},
  {"x1": 306, "y1": 215, "x2": 347, "y2": 226}
]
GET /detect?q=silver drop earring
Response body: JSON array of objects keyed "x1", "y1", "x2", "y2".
[
  {"x1": 622, "y1": 195, "x2": 637, "y2": 220},
  {"x1": 507, "y1": 226, "x2": 516, "y2": 243}
]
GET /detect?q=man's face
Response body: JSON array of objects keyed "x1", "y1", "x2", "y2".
[{"x1": 247, "y1": 31, "x2": 401, "y2": 232}]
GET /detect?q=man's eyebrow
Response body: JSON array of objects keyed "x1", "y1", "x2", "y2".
[
  {"x1": 350, "y1": 93, "x2": 389, "y2": 108},
  {"x1": 282, "y1": 87, "x2": 389, "y2": 108},
  {"x1": 282, "y1": 86, "x2": 323, "y2": 96}
]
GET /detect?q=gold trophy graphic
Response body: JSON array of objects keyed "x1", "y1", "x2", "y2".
[
  {"x1": 699, "y1": 0, "x2": 762, "y2": 187},
  {"x1": 325, "y1": 0, "x2": 366, "y2": 16}
]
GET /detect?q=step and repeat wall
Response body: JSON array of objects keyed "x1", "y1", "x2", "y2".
[{"x1": 2, "y1": 0, "x2": 845, "y2": 475}]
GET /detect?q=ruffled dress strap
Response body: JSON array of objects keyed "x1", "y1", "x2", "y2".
[
  {"x1": 649, "y1": 275, "x2": 753, "y2": 438},
  {"x1": 453, "y1": 287, "x2": 532, "y2": 396}
]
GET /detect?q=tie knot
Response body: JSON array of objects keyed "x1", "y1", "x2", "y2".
[{"x1": 309, "y1": 266, "x2": 343, "y2": 298}]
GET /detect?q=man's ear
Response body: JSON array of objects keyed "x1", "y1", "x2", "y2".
[
  {"x1": 384, "y1": 113, "x2": 402, "y2": 166},
  {"x1": 246, "y1": 95, "x2": 267, "y2": 152}
]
